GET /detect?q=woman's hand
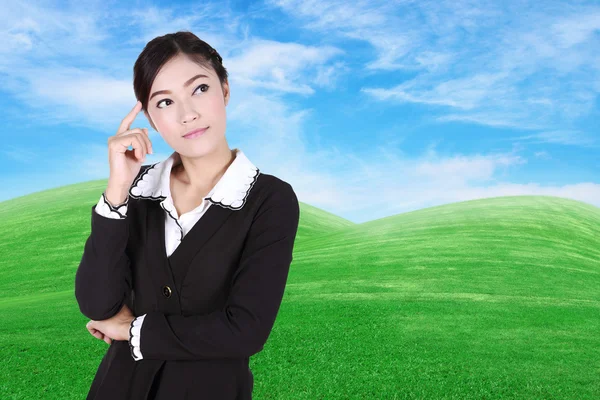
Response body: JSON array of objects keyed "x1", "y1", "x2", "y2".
[
  {"x1": 86, "y1": 303, "x2": 135, "y2": 345},
  {"x1": 107, "y1": 100, "x2": 153, "y2": 190}
]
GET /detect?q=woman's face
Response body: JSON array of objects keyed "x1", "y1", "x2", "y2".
[{"x1": 144, "y1": 53, "x2": 229, "y2": 156}]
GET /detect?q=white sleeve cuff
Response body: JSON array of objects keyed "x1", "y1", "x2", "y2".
[
  {"x1": 128, "y1": 314, "x2": 146, "y2": 361},
  {"x1": 94, "y1": 192, "x2": 129, "y2": 219}
]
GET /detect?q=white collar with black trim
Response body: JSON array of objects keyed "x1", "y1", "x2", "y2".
[{"x1": 129, "y1": 148, "x2": 260, "y2": 211}]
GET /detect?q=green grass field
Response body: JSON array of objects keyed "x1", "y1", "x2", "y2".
[{"x1": 0, "y1": 179, "x2": 599, "y2": 399}]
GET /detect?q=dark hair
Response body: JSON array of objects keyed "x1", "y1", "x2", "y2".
[{"x1": 133, "y1": 30, "x2": 229, "y2": 112}]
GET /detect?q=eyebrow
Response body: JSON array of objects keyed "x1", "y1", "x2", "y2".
[{"x1": 149, "y1": 74, "x2": 209, "y2": 101}]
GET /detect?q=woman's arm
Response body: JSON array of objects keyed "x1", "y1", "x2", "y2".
[
  {"x1": 74, "y1": 189, "x2": 133, "y2": 322},
  {"x1": 128, "y1": 182, "x2": 300, "y2": 361}
]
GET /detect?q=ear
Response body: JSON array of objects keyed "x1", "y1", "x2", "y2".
[{"x1": 222, "y1": 80, "x2": 230, "y2": 106}]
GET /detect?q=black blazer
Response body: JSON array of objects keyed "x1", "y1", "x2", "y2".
[{"x1": 75, "y1": 164, "x2": 300, "y2": 399}]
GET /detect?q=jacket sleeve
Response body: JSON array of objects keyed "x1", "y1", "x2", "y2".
[
  {"x1": 129, "y1": 182, "x2": 300, "y2": 361},
  {"x1": 75, "y1": 191, "x2": 133, "y2": 321}
]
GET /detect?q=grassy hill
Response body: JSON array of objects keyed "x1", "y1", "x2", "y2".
[{"x1": 0, "y1": 181, "x2": 598, "y2": 399}]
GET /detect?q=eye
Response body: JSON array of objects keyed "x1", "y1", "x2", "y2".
[{"x1": 156, "y1": 84, "x2": 209, "y2": 109}]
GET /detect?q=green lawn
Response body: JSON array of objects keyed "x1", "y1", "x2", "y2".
[{"x1": 0, "y1": 180, "x2": 598, "y2": 399}]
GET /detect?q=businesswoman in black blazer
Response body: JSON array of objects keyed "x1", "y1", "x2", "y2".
[{"x1": 75, "y1": 30, "x2": 300, "y2": 399}]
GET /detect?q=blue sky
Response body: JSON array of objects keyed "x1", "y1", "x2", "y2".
[{"x1": 1, "y1": 0, "x2": 598, "y2": 223}]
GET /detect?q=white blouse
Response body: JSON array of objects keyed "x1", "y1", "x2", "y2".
[{"x1": 92, "y1": 148, "x2": 260, "y2": 361}]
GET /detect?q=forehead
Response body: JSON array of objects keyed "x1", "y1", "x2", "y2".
[{"x1": 152, "y1": 55, "x2": 215, "y2": 87}]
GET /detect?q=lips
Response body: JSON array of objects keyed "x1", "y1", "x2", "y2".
[{"x1": 183, "y1": 127, "x2": 208, "y2": 138}]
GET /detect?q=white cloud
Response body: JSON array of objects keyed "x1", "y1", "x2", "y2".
[
  {"x1": 270, "y1": 0, "x2": 600, "y2": 142},
  {"x1": 506, "y1": 130, "x2": 599, "y2": 147},
  {"x1": 226, "y1": 39, "x2": 345, "y2": 93},
  {"x1": 282, "y1": 143, "x2": 600, "y2": 223}
]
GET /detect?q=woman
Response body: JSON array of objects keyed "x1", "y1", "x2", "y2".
[{"x1": 75, "y1": 31, "x2": 300, "y2": 399}]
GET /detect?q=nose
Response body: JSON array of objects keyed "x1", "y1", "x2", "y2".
[
  {"x1": 181, "y1": 103, "x2": 200, "y2": 124},
  {"x1": 182, "y1": 113, "x2": 198, "y2": 124}
]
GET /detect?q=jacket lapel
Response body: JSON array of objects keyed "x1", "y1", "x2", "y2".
[
  {"x1": 144, "y1": 198, "x2": 237, "y2": 300},
  {"x1": 163, "y1": 203, "x2": 236, "y2": 295},
  {"x1": 143, "y1": 201, "x2": 182, "y2": 312}
]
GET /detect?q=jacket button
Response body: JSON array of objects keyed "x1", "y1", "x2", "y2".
[{"x1": 162, "y1": 285, "x2": 172, "y2": 298}]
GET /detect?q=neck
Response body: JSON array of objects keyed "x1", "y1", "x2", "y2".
[{"x1": 173, "y1": 145, "x2": 236, "y2": 191}]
